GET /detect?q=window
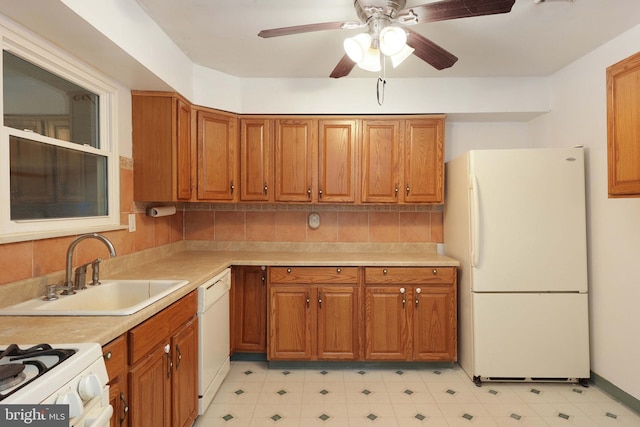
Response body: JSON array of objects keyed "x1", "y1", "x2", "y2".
[{"x1": 1, "y1": 31, "x2": 119, "y2": 240}]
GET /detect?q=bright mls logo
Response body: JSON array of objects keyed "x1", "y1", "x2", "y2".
[{"x1": 0, "y1": 405, "x2": 67, "y2": 426}]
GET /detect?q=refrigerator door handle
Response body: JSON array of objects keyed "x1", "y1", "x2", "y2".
[{"x1": 471, "y1": 173, "x2": 481, "y2": 268}]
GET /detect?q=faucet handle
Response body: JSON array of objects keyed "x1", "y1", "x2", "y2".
[
  {"x1": 74, "y1": 262, "x2": 91, "y2": 290},
  {"x1": 91, "y1": 258, "x2": 102, "y2": 286}
]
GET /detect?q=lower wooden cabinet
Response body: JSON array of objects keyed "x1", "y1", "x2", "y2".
[
  {"x1": 268, "y1": 267, "x2": 360, "y2": 360},
  {"x1": 232, "y1": 266, "x2": 267, "y2": 353},
  {"x1": 127, "y1": 291, "x2": 198, "y2": 427},
  {"x1": 364, "y1": 267, "x2": 457, "y2": 361},
  {"x1": 102, "y1": 335, "x2": 129, "y2": 427}
]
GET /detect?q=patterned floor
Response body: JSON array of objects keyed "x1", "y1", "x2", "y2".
[{"x1": 194, "y1": 361, "x2": 640, "y2": 427}]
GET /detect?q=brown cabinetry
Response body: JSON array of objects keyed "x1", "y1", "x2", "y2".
[
  {"x1": 274, "y1": 119, "x2": 316, "y2": 202},
  {"x1": 128, "y1": 292, "x2": 198, "y2": 427},
  {"x1": 232, "y1": 266, "x2": 267, "y2": 353},
  {"x1": 103, "y1": 335, "x2": 129, "y2": 427},
  {"x1": 364, "y1": 267, "x2": 457, "y2": 361},
  {"x1": 318, "y1": 119, "x2": 358, "y2": 203},
  {"x1": 132, "y1": 91, "x2": 193, "y2": 202},
  {"x1": 607, "y1": 51, "x2": 640, "y2": 197},
  {"x1": 268, "y1": 267, "x2": 360, "y2": 360},
  {"x1": 195, "y1": 107, "x2": 238, "y2": 201},
  {"x1": 361, "y1": 116, "x2": 445, "y2": 204}
]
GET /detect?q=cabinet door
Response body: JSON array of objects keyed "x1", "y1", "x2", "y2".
[
  {"x1": 413, "y1": 284, "x2": 457, "y2": 361},
  {"x1": 364, "y1": 286, "x2": 408, "y2": 360},
  {"x1": 318, "y1": 120, "x2": 357, "y2": 203},
  {"x1": 172, "y1": 318, "x2": 198, "y2": 427},
  {"x1": 404, "y1": 118, "x2": 444, "y2": 203},
  {"x1": 361, "y1": 120, "x2": 401, "y2": 203},
  {"x1": 274, "y1": 119, "x2": 315, "y2": 202},
  {"x1": 607, "y1": 51, "x2": 640, "y2": 197},
  {"x1": 240, "y1": 119, "x2": 272, "y2": 201},
  {"x1": 176, "y1": 98, "x2": 193, "y2": 201},
  {"x1": 128, "y1": 346, "x2": 171, "y2": 427},
  {"x1": 197, "y1": 109, "x2": 238, "y2": 201},
  {"x1": 316, "y1": 286, "x2": 359, "y2": 360},
  {"x1": 268, "y1": 285, "x2": 313, "y2": 359},
  {"x1": 233, "y1": 266, "x2": 267, "y2": 352}
]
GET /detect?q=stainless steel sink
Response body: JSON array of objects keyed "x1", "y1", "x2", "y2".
[{"x1": 0, "y1": 279, "x2": 189, "y2": 316}]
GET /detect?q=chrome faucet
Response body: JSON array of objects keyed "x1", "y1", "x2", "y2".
[{"x1": 64, "y1": 233, "x2": 117, "y2": 293}]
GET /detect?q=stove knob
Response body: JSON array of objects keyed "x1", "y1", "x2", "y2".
[
  {"x1": 56, "y1": 390, "x2": 83, "y2": 418},
  {"x1": 78, "y1": 373, "x2": 103, "y2": 401}
]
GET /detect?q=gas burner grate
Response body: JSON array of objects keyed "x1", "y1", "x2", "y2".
[{"x1": 0, "y1": 343, "x2": 76, "y2": 401}]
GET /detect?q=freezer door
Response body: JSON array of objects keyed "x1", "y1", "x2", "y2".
[
  {"x1": 469, "y1": 148, "x2": 588, "y2": 292},
  {"x1": 472, "y1": 292, "x2": 590, "y2": 379}
]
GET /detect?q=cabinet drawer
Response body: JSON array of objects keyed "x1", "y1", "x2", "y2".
[
  {"x1": 365, "y1": 267, "x2": 455, "y2": 284},
  {"x1": 102, "y1": 334, "x2": 127, "y2": 382},
  {"x1": 270, "y1": 267, "x2": 358, "y2": 284},
  {"x1": 129, "y1": 291, "x2": 197, "y2": 365}
]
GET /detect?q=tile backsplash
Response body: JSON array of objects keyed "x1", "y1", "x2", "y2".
[{"x1": 0, "y1": 158, "x2": 443, "y2": 286}]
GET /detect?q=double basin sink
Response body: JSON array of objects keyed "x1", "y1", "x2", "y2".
[{"x1": 0, "y1": 279, "x2": 189, "y2": 316}]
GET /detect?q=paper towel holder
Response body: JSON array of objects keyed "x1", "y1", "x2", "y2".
[{"x1": 146, "y1": 206, "x2": 177, "y2": 217}]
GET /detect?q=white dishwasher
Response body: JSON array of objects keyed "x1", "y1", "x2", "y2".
[{"x1": 197, "y1": 268, "x2": 231, "y2": 415}]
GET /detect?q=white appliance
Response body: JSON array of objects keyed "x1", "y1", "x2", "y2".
[
  {"x1": 0, "y1": 342, "x2": 113, "y2": 426},
  {"x1": 197, "y1": 268, "x2": 231, "y2": 415},
  {"x1": 443, "y1": 148, "x2": 590, "y2": 386}
]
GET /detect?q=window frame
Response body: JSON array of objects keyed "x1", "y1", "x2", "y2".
[{"x1": 0, "y1": 25, "x2": 121, "y2": 242}]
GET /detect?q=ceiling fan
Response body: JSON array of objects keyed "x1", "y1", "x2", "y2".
[{"x1": 258, "y1": 0, "x2": 517, "y2": 78}]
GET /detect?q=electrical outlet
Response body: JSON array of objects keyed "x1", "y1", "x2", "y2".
[{"x1": 128, "y1": 214, "x2": 136, "y2": 232}]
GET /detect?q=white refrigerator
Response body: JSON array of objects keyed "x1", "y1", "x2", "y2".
[{"x1": 443, "y1": 148, "x2": 590, "y2": 386}]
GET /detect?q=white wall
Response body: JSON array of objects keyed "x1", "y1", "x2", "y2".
[{"x1": 529, "y1": 25, "x2": 640, "y2": 400}]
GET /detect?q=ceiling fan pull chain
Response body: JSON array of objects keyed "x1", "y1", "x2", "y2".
[{"x1": 377, "y1": 76, "x2": 386, "y2": 106}]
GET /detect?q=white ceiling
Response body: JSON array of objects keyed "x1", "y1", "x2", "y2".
[{"x1": 134, "y1": 0, "x2": 640, "y2": 79}]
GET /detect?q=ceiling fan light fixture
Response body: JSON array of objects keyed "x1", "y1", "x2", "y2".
[
  {"x1": 344, "y1": 33, "x2": 372, "y2": 63},
  {"x1": 379, "y1": 26, "x2": 407, "y2": 56},
  {"x1": 390, "y1": 44, "x2": 414, "y2": 68},
  {"x1": 357, "y1": 47, "x2": 381, "y2": 72}
]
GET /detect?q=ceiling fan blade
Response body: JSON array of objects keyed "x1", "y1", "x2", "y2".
[
  {"x1": 406, "y1": 30, "x2": 458, "y2": 70},
  {"x1": 258, "y1": 21, "x2": 361, "y2": 38},
  {"x1": 399, "y1": 0, "x2": 515, "y2": 24},
  {"x1": 330, "y1": 54, "x2": 356, "y2": 78}
]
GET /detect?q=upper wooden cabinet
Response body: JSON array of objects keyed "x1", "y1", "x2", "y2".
[
  {"x1": 361, "y1": 119, "x2": 402, "y2": 203},
  {"x1": 195, "y1": 107, "x2": 238, "y2": 201},
  {"x1": 404, "y1": 119, "x2": 445, "y2": 203},
  {"x1": 318, "y1": 119, "x2": 358, "y2": 203},
  {"x1": 361, "y1": 116, "x2": 445, "y2": 204},
  {"x1": 240, "y1": 119, "x2": 272, "y2": 201},
  {"x1": 274, "y1": 119, "x2": 316, "y2": 202},
  {"x1": 132, "y1": 91, "x2": 193, "y2": 202},
  {"x1": 607, "y1": 51, "x2": 640, "y2": 198}
]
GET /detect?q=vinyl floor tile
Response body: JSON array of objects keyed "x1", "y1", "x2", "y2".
[{"x1": 194, "y1": 361, "x2": 640, "y2": 427}]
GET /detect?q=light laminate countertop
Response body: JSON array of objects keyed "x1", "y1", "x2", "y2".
[{"x1": 0, "y1": 248, "x2": 459, "y2": 346}]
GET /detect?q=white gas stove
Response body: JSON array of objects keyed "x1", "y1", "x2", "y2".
[{"x1": 0, "y1": 343, "x2": 112, "y2": 427}]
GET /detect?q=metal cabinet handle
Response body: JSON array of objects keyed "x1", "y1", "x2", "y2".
[
  {"x1": 415, "y1": 287, "x2": 421, "y2": 308},
  {"x1": 230, "y1": 181, "x2": 235, "y2": 193},
  {"x1": 176, "y1": 344, "x2": 182, "y2": 370},
  {"x1": 306, "y1": 292, "x2": 310, "y2": 308},
  {"x1": 406, "y1": 185, "x2": 410, "y2": 195},
  {"x1": 103, "y1": 351, "x2": 112, "y2": 361},
  {"x1": 120, "y1": 392, "x2": 129, "y2": 426},
  {"x1": 336, "y1": 268, "x2": 341, "y2": 273},
  {"x1": 319, "y1": 188, "x2": 323, "y2": 199},
  {"x1": 287, "y1": 268, "x2": 292, "y2": 274},
  {"x1": 395, "y1": 183, "x2": 399, "y2": 197},
  {"x1": 433, "y1": 269, "x2": 438, "y2": 275},
  {"x1": 307, "y1": 188, "x2": 312, "y2": 199},
  {"x1": 400, "y1": 287, "x2": 405, "y2": 308},
  {"x1": 164, "y1": 344, "x2": 171, "y2": 378},
  {"x1": 318, "y1": 292, "x2": 322, "y2": 308},
  {"x1": 264, "y1": 183, "x2": 268, "y2": 194},
  {"x1": 383, "y1": 269, "x2": 388, "y2": 275}
]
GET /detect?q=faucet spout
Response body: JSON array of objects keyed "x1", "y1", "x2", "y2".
[{"x1": 65, "y1": 233, "x2": 117, "y2": 289}]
